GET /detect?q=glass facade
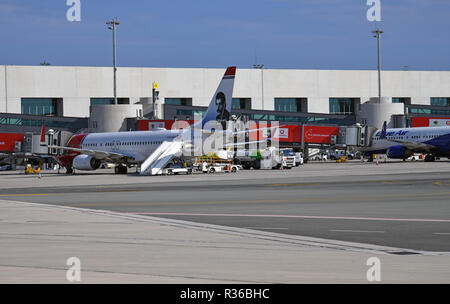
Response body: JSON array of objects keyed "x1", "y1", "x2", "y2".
[
  {"x1": 174, "y1": 110, "x2": 354, "y2": 126},
  {"x1": 329, "y1": 98, "x2": 355, "y2": 115},
  {"x1": 176, "y1": 109, "x2": 205, "y2": 117},
  {"x1": 165, "y1": 98, "x2": 192, "y2": 106},
  {"x1": 91, "y1": 98, "x2": 115, "y2": 105},
  {"x1": 430, "y1": 98, "x2": 450, "y2": 107},
  {"x1": 275, "y1": 98, "x2": 300, "y2": 112},
  {"x1": 408, "y1": 107, "x2": 450, "y2": 115},
  {"x1": 21, "y1": 98, "x2": 58, "y2": 115},
  {"x1": 392, "y1": 97, "x2": 411, "y2": 105},
  {"x1": 0, "y1": 116, "x2": 87, "y2": 131},
  {"x1": 232, "y1": 99, "x2": 241, "y2": 109},
  {"x1": 90, "y1": 98, "x2": 130, "y2": 105},
  {"x1": 242, "y1": 114, "x2": 354, "y2": 125},
  {"x1": 232, "y1": 98, "x2": 251, "y2": 110}
]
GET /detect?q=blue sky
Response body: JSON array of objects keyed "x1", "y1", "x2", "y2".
[{"x1": 0, "y1": 0, "x2": 449, "y2": 70}]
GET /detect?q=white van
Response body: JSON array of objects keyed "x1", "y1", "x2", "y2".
[{"x1": 294, "y1": 152, "x2": 304, "y2": 166}]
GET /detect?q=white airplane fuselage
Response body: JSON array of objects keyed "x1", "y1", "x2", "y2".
[{"x1": 80, "y1": 129, "x2": 182, "y2": 163}]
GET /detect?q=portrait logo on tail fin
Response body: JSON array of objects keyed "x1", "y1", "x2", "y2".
[{"x1": 198, "y1": 66, "x2": 236, "y2": 128}]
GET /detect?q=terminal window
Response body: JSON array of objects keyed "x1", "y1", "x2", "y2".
[
  {"x1": 329, "y1": 98, "x2": 357, "y2": 115},
  {"x1": 408, "y1": 107, "x2": 450, "y2": 115},
  {"x1": 176, "y1": 109, "x2": 205, "y2": 117},
  {"x1": 21, "y1": 98, "x2": 62, "y2": 116},
  {"x1": 431, "y1": 97, "x2": 450, "y2": 107},
  {"x1": 232, "y1": 98, "x2": 251, "y2": 110},
  {"x1": 90, "y1": 98, "x2": 130, "y2": 105},
  {"x1": 393, "y1": 97, "x2": 411, "y2": 105},
  {"x1": 274, "y1": 98, "x2": 307, "y2": 113},
  {"x1": 165, "y1": 98, "x2": 192, "y2": 106}
]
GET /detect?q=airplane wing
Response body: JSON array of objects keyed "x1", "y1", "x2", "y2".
[
  {"x1": 382, "y1": 139, "x2": 436, "y2": 152},
  {"x1": 47, "y1": 145, "x2": 136, "y2": 162},
  {"x1": 40, "y1": 125, "x2": 136, "y2": 162}
]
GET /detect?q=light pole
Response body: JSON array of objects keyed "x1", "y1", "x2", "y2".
[
  {"x1": 372, "y1": 29, "x2": 383, "y2": 103},
  {"x1": 107, "y1": 18, "x2": 120, "y2": 105},
  {"x1": 253, "y1": 64, "x2": 264, "y2": 109}
]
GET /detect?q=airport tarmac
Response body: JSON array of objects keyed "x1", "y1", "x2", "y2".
[{"x1": 1, "y1": 161, "x2": 450, "y2": 283}]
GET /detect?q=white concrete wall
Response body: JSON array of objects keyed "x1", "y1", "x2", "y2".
[
  {"x1": 1, "y1": 65, "x2": 450, "y2": 118},
  {"x1": 357, "y1": 102, "x2": 405, "y2": 129},
  {"x1": 89, "y1": 104, "x2": 143, "y2": 133}
]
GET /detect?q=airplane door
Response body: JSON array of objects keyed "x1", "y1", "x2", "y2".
[{"x1": 113, "y1": 140, "x2": 120, "y2": 151}]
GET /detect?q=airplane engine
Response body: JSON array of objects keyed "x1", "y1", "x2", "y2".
[
  {"x1": 386, "y1": 146, "x2": 413, "y2": 159},
  {"x1": 73, "y1": 155, "x2": 101, "y2": 171}
]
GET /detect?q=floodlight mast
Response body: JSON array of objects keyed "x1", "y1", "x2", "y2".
[
  {"x1": 107, "y1": 18, "x2": 120, "y2": 105},
  {"x1": 372, "y1": 29, "x2": 384, "y2": 104}
]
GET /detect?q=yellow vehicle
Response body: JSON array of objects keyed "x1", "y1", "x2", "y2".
[
  {"x1": 336, "y1": 156, "x2": 348, "y2": 163},
  {"x1": 25, "y1": 160, "x2": 43, "y2": 174}
]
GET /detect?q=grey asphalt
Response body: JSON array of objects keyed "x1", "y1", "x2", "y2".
[{"x1": 1, "y1": 161, "x2": 450, "y2": 252}]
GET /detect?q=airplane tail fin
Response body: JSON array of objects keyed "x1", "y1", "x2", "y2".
[
  {"x1": 40, "y1": 123, "x2": 46, "y2": 146},
  {"x1": 380, "y1": 121, "x2": 387, "y2": 139},
  {"x1": 196, "y1": 66, "x2": 236, "y2": 128}
]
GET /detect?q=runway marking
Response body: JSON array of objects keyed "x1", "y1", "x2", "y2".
[
  {"x1": 131, "y1": 212, "x2": 450, "y2": 223},
  {"x1": 330, "y1": 230, "x2": 386, "y2": 234},
  {"x1": 243, "y1": 227, "x2": 289, "y2": 230},
  {"x1": 434, "y1": 233, "x2": 450, "y2": 235},
  {"x1": 0, "y1": 194, "x2": 51, "y2": 197}
]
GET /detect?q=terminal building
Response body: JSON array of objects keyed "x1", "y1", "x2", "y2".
[{"x1": 1, "y1": 65, "x2": 450, "y2": 153}]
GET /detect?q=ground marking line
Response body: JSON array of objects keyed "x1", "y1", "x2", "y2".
[
  {"x1": 330, "y1": 230, "x2": 386, "y2": 234},
  {"x1": 243, "y1": 227, "x2": 289, "y2": 230},
  {"x1": 131, "y1": 212, "x2": 450, "y2": 223}
]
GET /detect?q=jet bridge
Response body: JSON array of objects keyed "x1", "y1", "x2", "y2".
[
  {"x1": 140, "y1": 141, "x2": 184, "y2": 175},
  {"x1": 337, "y1": 125, "x2": 377, "y2": 148}
]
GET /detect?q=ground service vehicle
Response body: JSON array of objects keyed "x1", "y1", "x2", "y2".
[
  {"x1": 163, "y1": 163, "x2": 193, "y2": 175},
  {"x1": 295, "y1": 152, "x2": 304, "y2": 166},
  {"x1": 25, "y1": 160, "x2": 43, "y2": 174},
  {"x1": 279, "y1": 148, "x2": 295, "y2": 169}
]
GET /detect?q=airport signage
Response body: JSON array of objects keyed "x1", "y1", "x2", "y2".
[
  {"x1": 411, "y1": 117, "x2": 450, "y2": 128},
  {"x1": 303, "y1": 126, "x2": 339, "y2": 144},
  {"x1": 429, "y1": 119, "x2": 450, "y2": 127},
  {"x1": 250, "y1": 124, "x2": 301, "y2": 142},
  {"x1": 0, "y1": 133, "x2": 24, "y2": 152},
  {"x1": 250, "y1": 124, "x2": 339, "y2": 144},
  {"x1": 139, "y1": 120, "x2": 339, "y2": 144}
]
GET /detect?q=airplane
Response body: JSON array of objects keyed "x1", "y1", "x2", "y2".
[
  {"x1": 42, "y1": 66, "x2": 254, "y2": 174},
  {"x1": 359, "y1": 121, "x2": 450, "y2": 162}
]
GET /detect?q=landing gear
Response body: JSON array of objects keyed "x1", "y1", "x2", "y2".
[
  {"x1": 66, "y1": 166, "x2": 74, "y2": 175},
  {"x1": 115, "y1": 164, "x2": 128, "y2": 174},
  {"x1": 424, "y1": 155, "x2": 436, "y2": 162}
]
